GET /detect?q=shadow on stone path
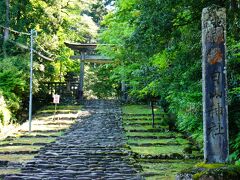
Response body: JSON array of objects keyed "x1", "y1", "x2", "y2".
[{"x1": 5, "y1": 100, "x2": 142, "y2": 180}]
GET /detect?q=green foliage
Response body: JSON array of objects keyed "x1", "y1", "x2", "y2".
[
  {"x1": 0, "y1": 0, "x2": 101, "y2": 124},
  {"x1": 85, "y1": 64, "x2": 117, "y2": 98},
  {"x1": 87, "y1": 0, "x2": 114, "y2": 24},
  {"x1": 0, "y1": 56, "x2": 28, "y2": 118},
  {"x1": 229, "y1": 133, "x2": 240, "y2": 163},
  {"x1": 0, "y1": 93, "x2": 11, "y2": 126},
  {"x1": 99, "y1": 0, "x2": 203, "y2": 135},
  {"x1": 99, "y1": 0, "x2": 240, "y2": 164}
]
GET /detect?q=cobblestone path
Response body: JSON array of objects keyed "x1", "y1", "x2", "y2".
[{"x1": 5, "y1": 100, "x2": 142, "y2": 180}]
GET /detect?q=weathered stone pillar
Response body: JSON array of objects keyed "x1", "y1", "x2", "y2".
[
  {"x1": 202, "y1": 6, "x2": 228, "y2": 163},
  {"x1": 79, "y1": 53, "x2": 85, "y2": 102}
]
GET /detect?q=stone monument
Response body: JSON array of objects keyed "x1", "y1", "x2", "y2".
[{"x1": 202, "y1": 6, "x2": 228, "y2": 163}]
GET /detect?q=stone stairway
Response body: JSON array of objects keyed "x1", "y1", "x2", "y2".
[{"x1": 4, "y1": 100, "x2": 142, "y2": 180}]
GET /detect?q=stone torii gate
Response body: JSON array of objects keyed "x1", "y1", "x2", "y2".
[{"x1": 64, "y1": 42, "x2": 112, "y2": 103}]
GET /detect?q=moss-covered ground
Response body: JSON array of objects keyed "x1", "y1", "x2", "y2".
[
  {"x1": 0, "y1": 154, "x2": 35, "y2": 162},
  {"x1": 177, "y1": 162, "x2": 240, "y2": 180},
  {"x1": 141, "y1": 160, "x2": 198, "y2": 180},
  {"x1": 0, "y1": 168, "x2": 21, "y2": 179},
  {"x1": 127, "y1": 137, "x2": 189, "y2": 145},
  {"x1": 122, "y1": 104, "x2": 201, "y2": 179},
  {"x1": 0, "y1": 145, "x2": 41, "y2": 153},
  {"x1": 131, "y1": 145, "x2": 187, "y2": 155},
  {"x1": 126, "y1": 131, "x2": 183, "y2": 138},
  {"x1": 122, "y1": 105, "x2": 158, "y2": 114},
  {"x1": 0, "y1": 137, "x2": 56, "y2": 145},
  {"x1": 0, "y1": 104, "x2": 81, "y2": 177}
]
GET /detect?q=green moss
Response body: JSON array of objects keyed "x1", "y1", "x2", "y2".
[
  {"x1": 122, "y1": 105, "x2": 160, "y2": 114},
  {"x1": 0, "y1": 154, "x2": 35, "y2": 162},
  {"x1": 123, "y1": 116, "x2": 153, "y2": 120},
  {"x1": 131, "y1": 145, "x2": 186, "y2": 155},
  {"x1": 128, "y1": 138, "x2": 175, "y2": 145},
  {"x1": 195, "y1": 162, "x2": 225, "y2": 169},
  {"x1": 141, "y1": 160, "x2": 199, "y2": 180},
  {"x1": 126, "y1": 131, "x2": 182, "y2": 137},
  {"x1": 20, "y1": 131, "x2": 64, "y2": 137},
  {"x1": 0, "y1": 168, "x2": 21, "y2": 175},
  {"x1": 127, "y1": 138, "x2": 190, "y2": 146},
  {"x1": 124, "y1": 125, "x2": 163, "y2": 131},
  {"x1": 179, "y1": 163, "x2": 240, "y2": 180},
  {"x1": 176, "y1": 138, "x2": 190, "y2": 145},
  {"x1": 122, "y1": 104, "x2": 202, "y2": 179},
  {"x1": 0, "y1": 145, "x2": 41, "y2": 152},
  {"x1": 0, "y1": 137, "x2": 56, "y2": 145},
  {"x1": 193, "y1": 171, "x2": 205, "y2": 180}
]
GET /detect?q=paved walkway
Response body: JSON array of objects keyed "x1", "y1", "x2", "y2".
[{"x1": 5, "y1": 100, "x2": 142, "y2": 180}]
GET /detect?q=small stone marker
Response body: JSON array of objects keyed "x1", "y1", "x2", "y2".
[{"x1": 202, "y1": 6, "x2": 229, "y2": 163}]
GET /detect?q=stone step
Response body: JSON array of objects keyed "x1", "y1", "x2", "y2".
[
  {"x1": 133, "y1": 153, "x2": 201, "y2": 160},
  {"x1": 36, "y1": 110, "x2": 79, "y2": 115},
  {"x1": 36, "y1": 117, "x2": 78, "y2": 121},
  {"x1": 0, "y1": 151, "x2": 39, "y2": 155},
  {"x1": 123, "y1": 118, "x2": 163, "y2": 121},
  {"x1": 20, "y1": 135, "x2": 59, "y2": 138},
  {"x1": 0, "y1": 143, "x2": 49, "y2": 147},
  {"x1": 141, "y1": 172, "x2": 164, "y2": 177},
  {"x1": 127, "y1": 135, "x2": 177, "y2": 139},
  {"x1": 0, "y1": 160, "x2": 9, "y2": 167},
  {"x1": 19, "y1": 130, "x2": 64, "y2": 133},
  {"x1": 128, "y1": 143, "x2": 181, "y2": 147},
  {"x1": 125, "y1": 129, "x2": 164, "y2": 133},
  {"x1": 123, "y1": 122, "x2": 162, "y2": 126},
  {"x1": 123, "y1": 113, "x2": 165, "y2": 116},
  {"x1": 46, "y1": 122, "x2": 73, "y2": 125}
]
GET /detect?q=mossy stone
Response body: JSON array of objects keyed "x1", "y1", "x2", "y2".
[{"x1": 176, "y1": 164, "x2": 240, "y2": 180}]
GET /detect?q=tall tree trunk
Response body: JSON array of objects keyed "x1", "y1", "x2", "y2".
[{"x1": 3, "y1": 0, "x2": 10, "y2": 57}]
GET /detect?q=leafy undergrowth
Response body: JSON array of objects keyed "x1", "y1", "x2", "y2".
[
  {"x1": 0, "y1": 105, "x2": 81, "y2": 177},
  {"x1": 122, "y1": 104, "x2": 201, "y2": 180}
]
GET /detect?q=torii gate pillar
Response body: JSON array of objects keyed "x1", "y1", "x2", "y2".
[{"x1": 79, "y1": 52, "x2": 85, "y2": 102}]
